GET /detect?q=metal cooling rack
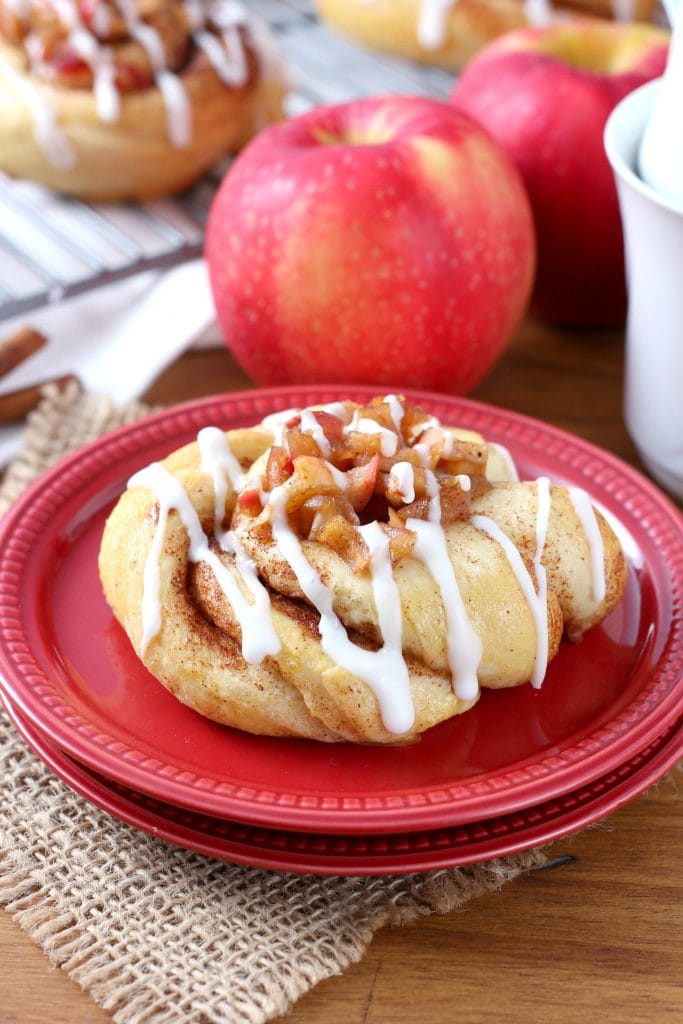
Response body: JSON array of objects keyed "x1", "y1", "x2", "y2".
[{"x1": 0, "y1": 0, "x2": 455, "y2": 325}]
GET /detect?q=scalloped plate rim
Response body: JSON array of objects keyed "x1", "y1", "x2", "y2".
[{"x1": 2, "y1": 690, "x2": 680, "y2": 876}]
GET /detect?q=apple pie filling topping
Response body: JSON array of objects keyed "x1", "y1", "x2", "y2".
[
  {"x1": 0, "y1": 0, "x2": 258, "y2": 163},
  {"x1": 235, "y1": 397, "x2": 492, "y2": 573}
]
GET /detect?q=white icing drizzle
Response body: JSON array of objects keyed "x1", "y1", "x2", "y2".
[
  {"x1": 91, "y1": 2, "x2": 111, "y2": 36},
  {"x1": 194, "y1": 26, "x2": 246, "y2": 86},
  {"x1": 522, "y1": 0, "x2": 556, "y2": 27},
  {"x1": 0, "y1": 41, "x2": 76, "y2": 167},
  {"x1": 470, "y1": 514, "x2": 550, "y2": 688},
  {"x1": 157, "y1": 69, "x2": 192, "y2": 147},
  {"x1": 323, "y1": 460, "x2": 349, "y2": 490},
  {"x1": 568, "y1": 486, "x2": 606, "y2": 606},
  {"x1": 197, "y1": 425, "x2": 246, "y2": 529},
  {"x1": 189, "y1": 1, "x2": 252, "y2": 125},
  {"x1": 114, "y1": 0, "x2": 193, "y2": 148},
  {"x1": 75, "y1": 30, "x2": 119, "y2": 122},
  {"x1": 424, "y1": 468, "x2": 441, "y2": 523},
  {"x1": 488, "y1": 442, "x2": 520, "y2": 483},
  {"x1": 129, "y1": 462, "x2": 280, "y2": 663},
  {"x1": 260, "y1": 407, "x2": 299, "y2": 446},
  {"x1": 456, "y1": 473, "x2": 471, "y2": 493},
  {"x1": 439, "y1": 430, "x2": 455, "y2": 457},
  {"x1": 299, "y1": 409, "x2": 332, "y2": 457},
  {"x1": 211, "y1": 0, "x2": 249, "y2": 28},
  {"x1": 389, "y1": 462, "x2": 416, "y2": 504},
  {"x1": 421, "y1": 415, "x2": 441, "y2": 433},
  {"x1": 317, "y1": 401, "x2": 352, "y2": 423},
  {"x1": 269, "y1": 485, "x2": 415, "y2": 734},
  {"x1": 593, "y1": 501, "x2": 643, "y2": 570},
  {"x1": 46, "y1": 0, "x2": 120, "y2": 122},
  {"x1": 349, "y1": 414, "x2": 399, "y2": 457},
  {"x1": 407, "y1": 517, "x2": 482, "y2": 702},
  {"x1": 417, "y1": 0, "x2": 456, "y2": 50},
  {"x1": 192, "y1": 1, "x2": 251, "y2": 87},
  {"x1": 413, "y1": 442, "x2": 432, "y2": 468},
  {"x1": 358, "y1": 521, "x2": 415, "y2": 733},
  {"x1": 115, "y1": 1, "x2": 164, "y2": 61},
  {"x1": 468, "y1": 477, "x2": 551, "y2": 689},
  {"x1": 383, "y1": 394, "x2": 405, "y2": 433}
]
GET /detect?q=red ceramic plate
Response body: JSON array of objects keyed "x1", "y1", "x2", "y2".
[
  {"x1": 0, "y1": 386, "x2": 681, "y2": 834},
  {"x1": 2, "y1": 690, "x2": 680, "y2": 875}
]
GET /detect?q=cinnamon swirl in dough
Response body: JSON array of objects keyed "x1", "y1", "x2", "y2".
[
  {"x1": 99, "y1": 397, "x2": 627, "y2": 744},
  {"x1": 0, "y1": 0, "x2": 286, "y2": 200},
  {"x1": 314, "y1": 0, "x2": 660, "y2": 72}
]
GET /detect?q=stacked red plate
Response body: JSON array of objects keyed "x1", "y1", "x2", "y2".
[{"x1": 0, "y1": 386, "x2": 681, "y2": 876}]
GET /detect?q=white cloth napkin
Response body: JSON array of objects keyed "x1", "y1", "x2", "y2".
[{"x1": 0, "y1": 259, "x2": 220, "y2": 466}]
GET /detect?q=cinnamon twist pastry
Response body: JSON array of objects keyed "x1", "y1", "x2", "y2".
[
  {"x1": 99, "y1": 397, "x2": 627, "y2": 744},
  {"x1": 313, "y1": 0, "x2": 660, "y2": 72},
  {"x1": 0, "y1": 0, "x2": 286, "y2": 200}
]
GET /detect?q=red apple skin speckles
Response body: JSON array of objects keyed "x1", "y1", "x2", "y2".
[
  {"x1": 205, "y1": 95, "x2": 535, "y2": 393},
  {"x1": 451, "y1": 22, "x2": 669, "y2": 328}
]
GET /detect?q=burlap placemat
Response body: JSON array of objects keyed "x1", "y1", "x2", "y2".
[{"x1": 0, "y1": 383, "x2": 546, "y2": 1024}]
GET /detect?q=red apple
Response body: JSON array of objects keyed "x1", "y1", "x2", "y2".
[
  {"x1": 206, "y1": 95, "x2": 534, "y2": 393},
  {"x1": 451, "y1": 19, "x2": 669, "y2": 327}
]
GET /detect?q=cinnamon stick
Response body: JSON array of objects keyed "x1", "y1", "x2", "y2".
[
  {"x1": 0, "y1": 325, "x2": 47, "y2": 379},
  {"x1": 0, "y1": 374, "x2": 80, "y2": 424}
]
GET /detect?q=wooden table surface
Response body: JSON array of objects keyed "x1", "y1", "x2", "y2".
[{"x1": 1, "y1": 316, "x2": 681, "y2": 1023}]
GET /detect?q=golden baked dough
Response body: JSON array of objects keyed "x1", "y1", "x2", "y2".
[
  {"x1": 0, "y1": 0, "x2": 286, "y2": 201},
  {"x1": 313, "y1": 0, "x2": 660, "y2": 72},
  {"x1": 99, "y1": 397, "x2": 627, "y2": 744}
]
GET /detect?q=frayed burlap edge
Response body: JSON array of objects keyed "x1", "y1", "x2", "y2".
[
  {"x1": 0, "y1": 384, "x2": 546, "y2": 1024},
  {"x1": 0, "y1": 751, "x2": 544, "y2": 1024},
  {"x1": 0, "y1": 379, "x2": 155, "y2": 514}
]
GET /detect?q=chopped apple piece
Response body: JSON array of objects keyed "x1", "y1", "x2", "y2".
[
  {"x1": 284, "y1": 427, "x2": 321, "y2": 460},
  {"x1": 383, "y1": 465, "x2": 427, "y2": 506},
  {"x1": 314, "y1": 514, "x2": 370, "y2": 572},
  {"x1": 441, "y1": 439, "x2": 487, "y2": 477},
  {"x1": 383, "y1": 511, "x2": 417, "y2": 564},
  {"x1": 284, "y1": 456, "x2": 343, "y2": 513},
  {"x1": 265, "y1": 446, "x2": 294, "y2": 489},
  {"x1": 344, "y1": 430, "x2": 383, "y2": 458},
  {"x1": 346, "y1": 454, "x2": 380, "y2": 512},
  {"x1": 438, "y1": 479, "x2": 472, "y2": 523},
  {"x1": 312, "y1": 410, "x2": 346, "y2": 446},
  {"x1": 236, "y1": 488, "x2": 263, "y2": 516}
]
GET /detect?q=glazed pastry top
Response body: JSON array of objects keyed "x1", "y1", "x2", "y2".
[
  {"x1": 0, "y1": 0, "x2": 262, "y2": 164},
  {"x1": 362, "y1": 0, "x2": 643, "y2": 52},
  {"x1": 0, "y1": 0, "x2": 256, "y2": 98},
  {"x1": 119, "y1": 397, "x2": 624, "y2": 738}
]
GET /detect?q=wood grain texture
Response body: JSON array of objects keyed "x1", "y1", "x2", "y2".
[{"x1": 1, "y1": 317, "x2": 681, "y2": 1024}]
